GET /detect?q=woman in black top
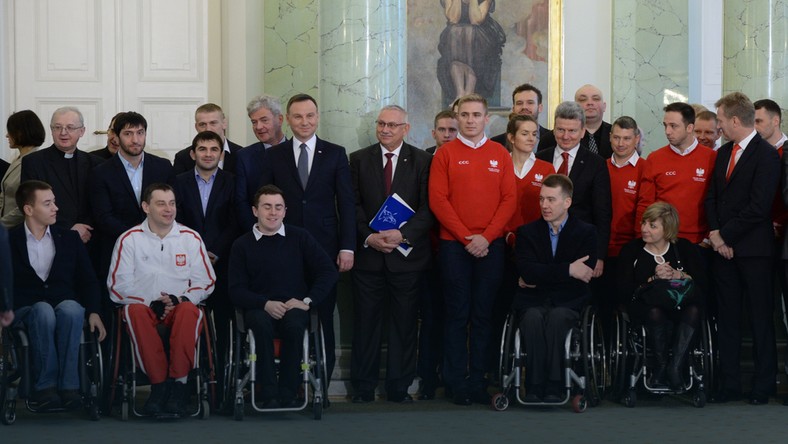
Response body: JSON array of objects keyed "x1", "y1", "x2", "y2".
[{"x1": 618, "y1": 202, "x2": 707, "y2": 389}]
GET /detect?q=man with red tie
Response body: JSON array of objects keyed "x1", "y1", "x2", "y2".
[{"x1": 705, "y1": 92, "x2": 780, "y2": 405}]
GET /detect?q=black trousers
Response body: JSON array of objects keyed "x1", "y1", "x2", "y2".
[
  {"x1": 519, "y1": 305, "x2": 579, "y2": 387},
  {"x1": 713, "y1": 255, "x2": 776, "y2": 396},
  {"x1": 351, "y1": 268, "x2": 420, "y2": 394},
  {"x1": 316, "y1": 286, "x2": 337, "y2": 386},
  {"x1": 245, "y1": 308, "x2": 308, "y2": 401}
]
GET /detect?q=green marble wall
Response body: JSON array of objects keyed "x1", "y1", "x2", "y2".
[
  {"x1": 723, "y1": 0, "x2": 788, "y2": 129},
  {"x1": 611, "y1": 0, "x2": 690, "y2": 156}
]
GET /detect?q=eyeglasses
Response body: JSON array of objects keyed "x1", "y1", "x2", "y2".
[
  {"x1": 376, "y1": 121, "x2": 407, "y2": 129},
  {"x1": 51, "y1": 125, "x2": 84, "y2": 134}
]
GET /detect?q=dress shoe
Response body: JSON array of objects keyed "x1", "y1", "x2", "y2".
[
  {"x1": 278, "y1": 397, "x2": 301, "y2": 408},
  {"x1": 59, "y1": 389, "x2": 83, "y2": 410},
  {"x1": 782, "y1": 396, "x2": 788, "y2": 406},
  {"x1": 708, "y1": 389, "x2": 741, "y2": 404},
  {"x1": 523, "y1": 392, "x2": 542, "y2": 403},
  {"x1": 543, "y1": 381, "x2": 563, "y2": 403},
  {"x1": 143, "y1": 382, "x2": 170, "y2": 415},
  {"x1": 452, "y1": 392, "x2": 472, "y2": 406},
  {"x1": 388, "y1": 392, "x2": 414, "y2": 404},
  {"x1": 418, "y1": 391, "x2": 435, "y2": 400},
  {"x1": 261, "y1": 398, "x2": 280, "y2": 409},
  {"x1": 30, "y1": 387, "x2": 61, "y2": 409},
  {"x1": 748, "y1": 394, "x2": 769, "y2": 405},
  {"x1": 524, "y1": 385, "x2": 544, "y2": 403},
  {"x1": 469, "y1": 389, "x2": 491, "y2": 405},
  {"x1": 351, "y1": 391, "x2": 374, "y2": 403},
  {"x1": 163, "y1": 381, "x2": 188, "y2": 417}
]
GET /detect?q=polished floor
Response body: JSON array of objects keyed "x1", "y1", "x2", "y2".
[{"x1": 3, "y1": 392, "x2": 787, "y2": 444}]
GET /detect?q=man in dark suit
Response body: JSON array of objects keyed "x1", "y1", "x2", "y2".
[
  {"x1": 89, "y1": 111, "x2": 174, "y2": 316},
  {"x1": 173, "y1": 130, "x2": 237, "y2": 394},
  {"x1": 425, "y1": 109, "x2": 458, "y2": 155},
  {"x1": 575, "y1": 84, "x2": 612, "y2": 159},
  {"x1": 259, "y1": 93, "x2": 356, "y2": 386},
  {"x1": 349, "y1": 105, "x2": 433, "y2": 404},
  {"x1": 536, "y1": 101, "x2": 611, "y2": 278},
  {"x1": 235, "y1": 94, "x2": 286, "y2": 228},
  {"x1": 515, "y1": 174, "x2": 596, "y2": 402},
  {"x1": 706, "y1": 92, "x2": 780, "y2": 405},
  {"x1": 491, "y1": 83, "x2": 555, "y2": 152},
  {"x1": 9, "y1": 180, "x2": 106, "y2": 408},
  {"x1": 21, "y1": 107, "x2": 103, "y2": 243},
  {"x1": 172, "y1": 103, "x2": 243, "y2": 176}
]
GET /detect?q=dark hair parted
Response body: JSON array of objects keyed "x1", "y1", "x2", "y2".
[
  {"x1": 253, "y1": 184, "x2": 286, "y2": 207},
  {"x1": 663, "y1": 102, "x2": 696, "y2": 126},
  {"x1": 191, "y1": 131, "x2": 224, "y2": 152},
  {"x1": 112, "y1": 111, "x2": 148, "y2": 135},
  {"x1": 142, "y1": 183, "x2": 174, "y2": 205},
  {"x1": 6, "y1": 110, "x2": 46, "y2": 148},
  {"x1": 542, "y1": 174, "x2": 573, "y2": 199}
]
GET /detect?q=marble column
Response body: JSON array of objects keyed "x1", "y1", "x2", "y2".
[
  {"x1": 722, "y1": 0, "x2": 787, "y2": 122},
  {"x1": 263, "y1": 0, "x2": 321, "y2": 104},
  {"x1": 611, "y1": 0, "x2": 690, "y2": 155},
  {"x1": 318, "y1": 0, "x2": 407, "y2": 151}
]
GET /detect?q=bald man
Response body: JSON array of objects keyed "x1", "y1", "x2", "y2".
[{"x1": 574, "y1": 85, "x2": 612, "y2": 159}]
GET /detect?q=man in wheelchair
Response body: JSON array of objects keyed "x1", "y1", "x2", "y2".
[
  {"x1": 108, "y1": 183, "x2": 216, "y2": 417},
  {"x1": 514, "y1": 174, "x2": 597, "y2": 403},
  {"x1": 8, "y1": 180, "x2": 106, "y2": 409},
  {"x1": 229, "y1": 185, "x2": 337, "y2": 409}
]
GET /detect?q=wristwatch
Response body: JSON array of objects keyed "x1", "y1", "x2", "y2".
[{"x1": 303, "y1": 297, "x2": 313, "y2": 307}]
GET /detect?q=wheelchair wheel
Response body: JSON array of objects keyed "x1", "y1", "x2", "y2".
[
  {"x1": 2, "y1": 406, "x2": 15, "y2": 425},
  {"x1": 84, "y1": 329, "x2": 103, "y2": 421},
  {"x1": 693, "y1": 390, "x2": 706, "y2": 408},
  {"x1": 491, "y1": 392, "x2": 509, "y2": 411},
  {"x1": 571, "y1": 394, "x2": 587, "y2": 413},
  {"x1": 497, "y1": 313, "x2": 515, "y2": 390},
  {"x1": 121, "y1": 400, "x2": 129, "y2": 421},
  {"x1": 581, "y1": 306, "x2": 607, "y2": 406},
  {"x1": 700, "y1": 317, "x2": 715, "y2": 394},
  {"x1": 624, "y1": 389, "x2": 636, "y2": 408},
  {"x1": 233, "y1": 397, "x2": 244, "y2": 421},
  {"x1": 608, "y1": 311, "x2": 628, "y2": 401},
  {"x1": 313, "y1": 318, "x2": 329, "y2": 410},
  {"x1": 199, "y1": 399, "x2": 210, "y2": 419},
  {"x1": 313, "y1": 398, "x2": 322, "y2": 420}
]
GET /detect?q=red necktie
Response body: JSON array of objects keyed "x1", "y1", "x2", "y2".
[
  {"x1": 384, "y1": 152, "x2": 394, "y2": 195},
  {"x1": 726, "y1": 144, "x2": 741, "y2": 180},
  {"x1": 557, "y1": 152, "x2": 570, "y2": 176}
]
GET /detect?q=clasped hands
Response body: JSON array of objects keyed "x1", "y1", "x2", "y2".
[
  {"x1": 264, "y1": 298, "x2": 310, "y2": 320},
  {"x1": 149, "y1": 292, "x2": 185, "y2": 320},
  {"x1": 367, "y1": 229, "x2": 405, "y2": 254}
]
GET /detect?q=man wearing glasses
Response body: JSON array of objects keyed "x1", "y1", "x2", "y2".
[
  {"x1": 349, "y1": 105, "x2": 433, "y2": 403},
  {"x1": 21, "y1": 107, "x2": 103, "y2": 244}
]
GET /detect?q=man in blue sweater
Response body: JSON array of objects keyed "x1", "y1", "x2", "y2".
[{"x1": 229, "y1": 184, "x2": 338, "y2": 408}]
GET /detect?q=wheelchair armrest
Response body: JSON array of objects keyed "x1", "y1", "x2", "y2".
[{"x1": 234, "y1": 309, "x2": 246, "y2": 333}]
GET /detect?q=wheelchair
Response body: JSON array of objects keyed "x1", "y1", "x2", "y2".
[
  {"x1": 0, "y1": 322, "x2": 103, "y2": 425},
  {"x1": 608, "y1": 310, "x2": 714, "y2": 408},
  {"x1": 104, "y1": 304, "x2": 218, "y2": 420},
  {"x1": 492, "y1": 305, "x2": 608, "y2": 412},
  {"x1": 229, "y1": 309, "x2": 328, "y2": 421}
]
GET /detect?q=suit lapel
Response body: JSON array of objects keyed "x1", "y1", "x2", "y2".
[
  {"x1": 186, "y1": 173, "x2": 205, "y2": 225},
  {"x1": 366, "y1": 145, "x2": 386, "y2": 196},
  {"x1": 204, "y1": 170, "x2": 226, "y2": 219},
  {"x1": 282, "y1": 139, "x2": 303, "y2": 190},
  {"x1": 112, "y1": 156, "x2": 136, "y2": 200},
  {"x1": 44, "y1": 147, "x2": 77, "y2": 204},
  {"x1": 12, "y1": 226, "x2": 42, "y2": 283},
  {"x1": 569, "y1": 147, "x2": 587, "y2": 181},
  {"x1": 305, "y1": 138, "x2": 324, "y2": 191},
  {"x1": 727, "y1": 135, "x2": 761, "y2": 184}
]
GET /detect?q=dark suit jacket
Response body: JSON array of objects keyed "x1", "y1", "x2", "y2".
[
  {"x1": 90, "y1": 152, "x2": 174, "y2": 246},
  {"x1": 0, "y1": 224, "x2": 11, "y2": 312},
  {"x1": 234, "y1": 141, "x2": 269, "y2": 229},
  {"x1": 536, "y1": 144, "x2": 612, "y2": 258},
  {"x1": 173, "y1": 168, "x2": 237, "y2": 272},
  {"x1": 491, "y1": 125, "x2": 555, "y2": 152},
  {"x1": 9, "y1": 224, "x2": 101, "y2": 314},
  {"x1": 21, "y1": 145, "x2": 103, "y2": 228},
  {"x1": 259, "y1": 138, "x2": 356, "y2": 257},
  {"x1": 350, "y1": 143, "x2": 433, "y2": 272},
  {"x1": 172, "y1": 139, "x2": 243, "y2": 176},
  {"x1": 91, "y1": 146, "x2": 114, "y2": 160},
  {"x1": 581, "y1": 121, "x2": 612, "y2": 159},
  {"x1": 0, "y1": 159, "x2": 8, "y2": 179},
  {"x1": 706, "y1": 133, "x2": 780, "y2": 258},
  {"x1": 514, "y1": 216, "x2": 597, "y2": 311}
]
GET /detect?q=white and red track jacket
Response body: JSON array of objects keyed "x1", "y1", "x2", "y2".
[{"x1": 108, "y1": 219, "x2": 216, "y2": 306}]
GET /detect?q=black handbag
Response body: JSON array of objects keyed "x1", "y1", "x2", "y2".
[{"x1": 632, "y1": 244, "x2": 695, "y2": 310}]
